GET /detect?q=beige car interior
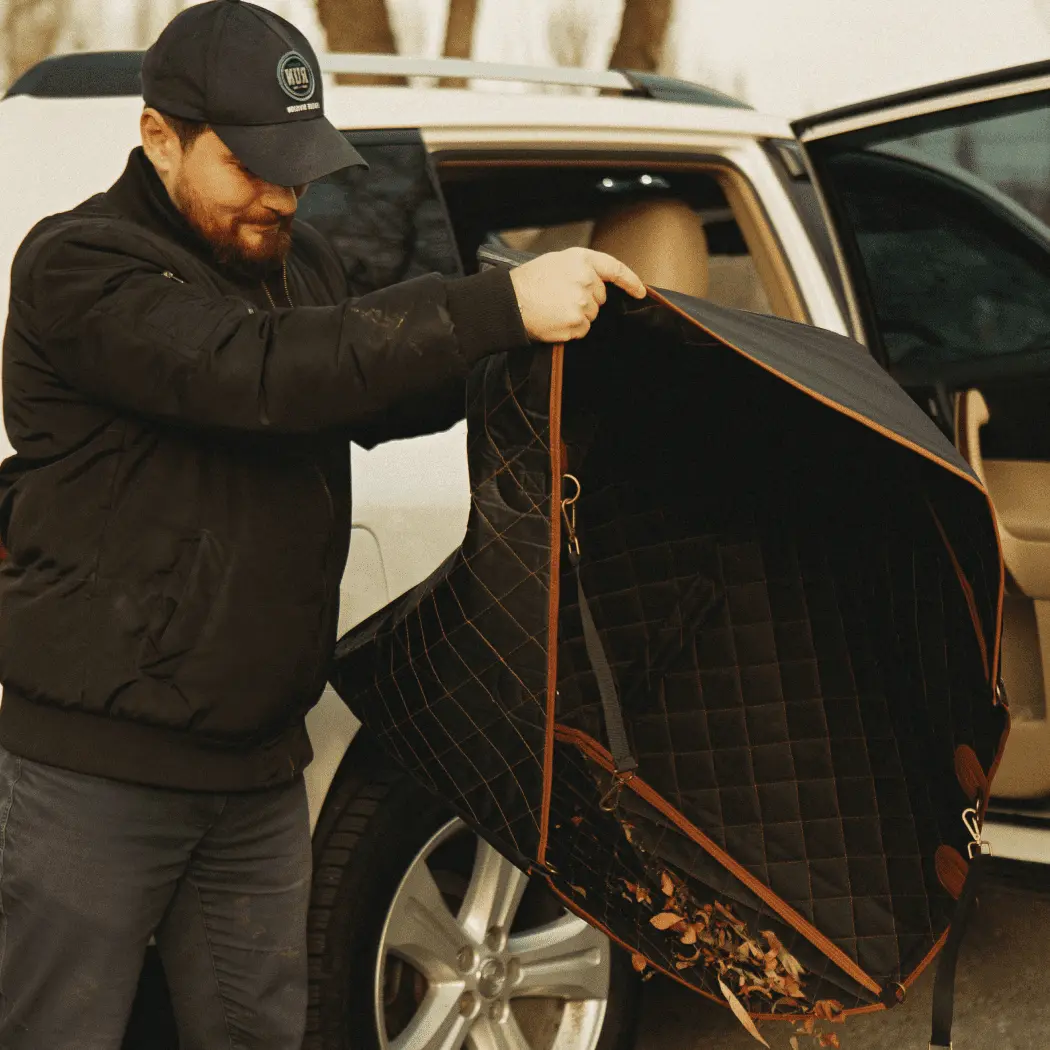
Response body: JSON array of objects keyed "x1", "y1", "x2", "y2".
[
  {"x1": 587, "y1": 198, "x2": 710, "y2": 298},
  {"x1": 492, "y1": 163, "x2": 799, "y2": 316},
  {"x1": 961, "y1": 388, "x2": 1050, "y2": 798},
  {"x1": 503, "y1": 201, "x2": 774, "y2": 313}
]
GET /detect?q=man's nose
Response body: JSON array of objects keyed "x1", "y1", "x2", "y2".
[{"x1": 261, "y1": 183, "x2": 299, "y2": 216}]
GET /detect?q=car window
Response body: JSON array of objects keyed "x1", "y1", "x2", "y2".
[
  {"x1": 300, "y1": 130, "x2": 464, "y2": 297},
  {"x1": 438, "y1": 163, "x2": 776, "y2": 317},
  {"x1": 814, "y1": 97, "x2": 1050, "y2": 375}
]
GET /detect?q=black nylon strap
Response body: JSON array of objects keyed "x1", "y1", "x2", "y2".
[
  {"x1": 929, "y1": 850, "x2": 987, "y2": 1049},
  {"x1": 568, "y1": 549, "x2": 637, "y2": 775}
]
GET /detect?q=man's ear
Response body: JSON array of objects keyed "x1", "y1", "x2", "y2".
[{"x1": 140, "y1": 108, "x2": 181, "y2": 182}]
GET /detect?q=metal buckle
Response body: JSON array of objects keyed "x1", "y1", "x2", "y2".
[
  {"x1": 599, "y1": 770, "x2": 635, "y2": 812},
  {"x1": 962, "y1": 806, "x2": 992, "y2": 859},
  {"x1": 561, "y1": 474, "x2": 581, "y2": 556}
]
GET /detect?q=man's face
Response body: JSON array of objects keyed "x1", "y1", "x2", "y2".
[{"x1": 142, "y1": 112, "x2": 305, "y2": 275}]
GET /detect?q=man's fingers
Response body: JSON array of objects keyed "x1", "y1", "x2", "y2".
[
  {"x1": 587, "y1": 251, "x2": 647, "y2": 299},
  {"x1": 591, "y1": 279, "x2": 608, "y2": 305},
  {"x1": 583, "y1": 299, "x2": 599, "y2": 322}
]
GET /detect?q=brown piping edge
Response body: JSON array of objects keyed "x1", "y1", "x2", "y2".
[
  {"x1": 925, "y1": 504, "x2": 1010, "y2": 796},
  {"x1": 536, "y1": 344, "x2": 565, "y2": 868},
  {"x1": 927, "y1": 502, "x2": 990, "y2": 682},
  {"x1": 555, "y1": 724, "x2": 884, "y2": 997},
  {"x1": 646, "y1": 288, "x2": 986, "y2": 495},
  {"x1": 544, "y1": 864, "x2": 887, "y2": 1022}
]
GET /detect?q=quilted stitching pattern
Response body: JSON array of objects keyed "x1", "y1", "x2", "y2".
[
  {"x1": 553, "y1": 487, "x2": 971, "y2": 989},
  {"x1": 330, "y1": 295, "x2": 1006, "y2": 1017},
  {"x1": 332, "y1": 348, "x2": 554, "y2": 864},
  {"x1": 543, "y1": 745, "x2": 882, "y2": 1009}
]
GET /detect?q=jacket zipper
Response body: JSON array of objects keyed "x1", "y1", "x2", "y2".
[{"x1": 163, "y1": 268, "x2": 256, "y2": 315}]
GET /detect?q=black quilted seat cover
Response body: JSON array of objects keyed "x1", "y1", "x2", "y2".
[{"x1": 330, "y1": 288, "x2": 1007, "y2": 1021}]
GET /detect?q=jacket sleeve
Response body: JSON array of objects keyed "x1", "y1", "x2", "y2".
[{"x1": 25, "y1": 231, "x2": 528, "y2": 434}]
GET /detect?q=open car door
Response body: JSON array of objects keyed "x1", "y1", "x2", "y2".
[{"x1": 793, "y1": 64, "x2": 1050, "y2": 826}]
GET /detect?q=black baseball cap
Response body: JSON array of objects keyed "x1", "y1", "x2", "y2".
[{"x1": 141, "y1": 0, "x2": 366, "y2": 187}]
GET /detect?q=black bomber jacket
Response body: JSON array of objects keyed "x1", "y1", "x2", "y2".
[{"x1": 0, "y1": 148, "x2": 529, "y2": 790}]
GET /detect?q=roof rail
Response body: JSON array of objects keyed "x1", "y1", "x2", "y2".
[
  {"x1": 320, "y1": 53, "x2": 630, "y2": 90},
  {"x1": 5, "y1": 50, "x2": 749, "y2": 110}
]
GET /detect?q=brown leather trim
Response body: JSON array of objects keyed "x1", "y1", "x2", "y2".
[
  {"x1": 648, "y1": 288, "x2": 989, "y2": 495},
  {"x1": 905, "y1": 929, "x2": 949, "y2": 992},
  {"x1": 555, "y1": 724, "x2": 884, "y2": 996},
  {"x1": 928, "y1": 503, "x2": 990, "y2": 682},
  {"x1": 537, "y1": 345, "x2": 565, "y2": 867},
  {"x1": 953, "y1": 744, "x2": 989, "y2": 809},
  {"x1": 934, "y1": 844, "x2": 969, "y2": 900}
]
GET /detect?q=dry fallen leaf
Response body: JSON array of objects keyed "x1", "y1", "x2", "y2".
[
  {"x1": 680, "y1": 925, "x2": 697, "y2": 945},
  {"x1": 718, "y1": 978, "x2": 770, "y2": 1048},
  {"x1": 631, "y1": 953, "x2": 647, "y2": 973},
  {"x1": 660, "y1": 872, "x2": 675, "y2": 897},
  {"x1": 812, "y1": 1000, "x2": 845, "y2": 1023},
  {"x1": 790, "y1": 1039, "x2": 799, "y2": 1050},
  {"x1": 819, "y1": 1035, "x2": 841, "y2": 1049},
  {"x1": 779, "y1": 948, "x2": 805, "y2": 980},
  {"x1": 650, "y1": 911, "x2": 683, "y2": 930}
]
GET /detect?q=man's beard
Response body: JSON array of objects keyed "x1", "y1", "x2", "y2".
[{"x1": 171, "y1": 177, "x2": 294, "y2": 281}]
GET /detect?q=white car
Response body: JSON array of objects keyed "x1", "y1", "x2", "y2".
[{"x1": 2, "y1": 49, "x2": 1049, "y2": 1050}]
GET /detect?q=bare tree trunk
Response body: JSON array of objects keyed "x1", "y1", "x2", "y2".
[
  {"x1": 608, "y1": 0, "x2": 673, "y2": 72},
  {"x1": 5, "y1": 0, "x2": 67, "y2": 84},
  {"x1": 315, "y1": 0, "x2": 405, "y2": 86},
  {"x1": 439, "y1": 0, "x2": 478, "y2": 88}
]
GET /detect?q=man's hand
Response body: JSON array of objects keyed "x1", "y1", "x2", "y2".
[{"x1": 509, "y1": 247, "x2": 647, "y2": 343}]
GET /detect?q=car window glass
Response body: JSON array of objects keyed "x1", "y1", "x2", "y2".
[
  {"x1": 300, "y1": 130, "x2": 463, "y2": 297},
  {"x1": 439, "y1": 165, "x2": 774, "y2": 317},
  {"x1": 818, "y1": 97, "x2": 1050, "y2": 373}
]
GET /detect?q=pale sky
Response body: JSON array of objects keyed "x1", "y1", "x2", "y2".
[
  {"x1": 387, "y1": 0, "x2": 1050, "y2": 117},
  {"x1": 663, "y1": 0, "x2": 1050, "y2": 115},
  {"x1": 4, "y1": 0, "x2": 1050, "y2": 118}
]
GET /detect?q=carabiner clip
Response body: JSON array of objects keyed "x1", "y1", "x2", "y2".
[
  {"x1": 962, "y1": 806, "x2": 992, "y2": 859},
  {"x1": 599, "y1": 770, "x2": 635, "y2": 813},
  {"x1": 561, "y1": 474, "x2": 581, "y2": 557}
]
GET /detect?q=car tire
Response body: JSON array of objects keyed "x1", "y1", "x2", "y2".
[{"x1": 304, "y1": 744, "x2": 642, "y2": 1050}]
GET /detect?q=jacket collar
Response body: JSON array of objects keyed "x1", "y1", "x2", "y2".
[
  {"x1": 104, "y1": 148, "x2": 276, "y2": 291},
  {"x1": 106, "y1": 148, "x2": 213, "y2": 258}
]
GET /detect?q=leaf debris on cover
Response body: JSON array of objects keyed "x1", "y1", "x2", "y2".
[{"x1": 619, "y1": 869, "x2": 846, "y2": 1046}]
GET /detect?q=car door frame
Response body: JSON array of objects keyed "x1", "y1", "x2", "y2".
[
  {"x1": 791, "y1": 58, "x2": 1050, "y2": 354},
  {"x1": 791, "y1": 63, "x2": 1050, "y2": 853}
]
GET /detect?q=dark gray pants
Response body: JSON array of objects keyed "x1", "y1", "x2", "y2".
[{"x1": 0, "y1": 744, "x2": 311, "y2": 1050}]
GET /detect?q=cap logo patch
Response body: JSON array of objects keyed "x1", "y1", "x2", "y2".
[{"x1": 277, "y1": 50, "x2": 316, "y2": 103}]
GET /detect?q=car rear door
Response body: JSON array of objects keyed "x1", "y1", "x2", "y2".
[{"x1": 792, "y1": 63, "x2": 1050, "y2": 804}]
